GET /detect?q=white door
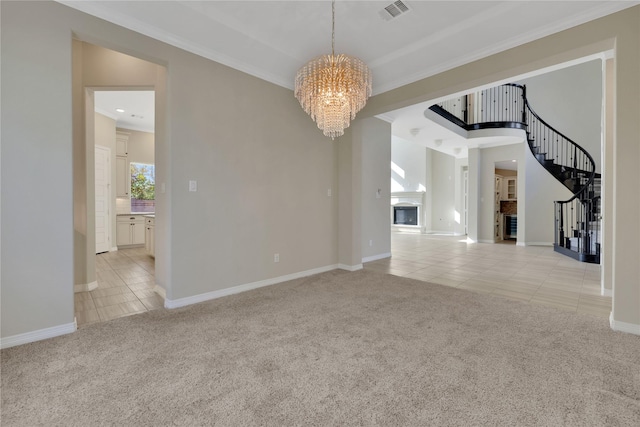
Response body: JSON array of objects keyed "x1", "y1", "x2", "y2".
[{"x1": 95, "y1": 145, "x2": 111, "y2": 254}]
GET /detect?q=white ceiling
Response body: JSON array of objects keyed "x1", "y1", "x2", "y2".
[
  {"x1": 94, "y1": 91, "x2": 155, "y2": 133},
  {"x1": 70, "y1": 1, "x2": 638, "y2": 153}
]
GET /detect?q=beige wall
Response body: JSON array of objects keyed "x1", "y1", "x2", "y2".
[
  {"x1": 1, "y1": 1, "x2": 337, "y2": 340},
  {"x1": 517, "y1": 59, "x2": 603, "y2": 171},
  {"x1": 358, "y1": 118, "x2": 392, "y2": 261},
  {"x1": 430, "y1": 151, "x2": 456, "y2": 234}
]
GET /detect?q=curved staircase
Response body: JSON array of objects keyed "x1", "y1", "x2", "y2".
[{"x1": 429, "y1": 84, "x2": 601, "y2": 263}]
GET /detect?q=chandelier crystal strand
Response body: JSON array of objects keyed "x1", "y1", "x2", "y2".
[{"x1": 294, "y1": 0, "x2": 372, "y2": 139}]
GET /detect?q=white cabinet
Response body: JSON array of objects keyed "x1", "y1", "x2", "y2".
[
  {"x1": 116, "y1": 215, "x2": 145, "y2": 246},
  {"x1": 115, "y1": 131, "x2": 130, "y2": 198},
  {"x1": 116, "y1": 131, "x2": 129, "y2": 156},
  {"x1": 145, "y1": 217, "x2": 155, "y2": 257},
  {"x1": 116, "y1": 156, "x2": 129, "y2": 198},
  {"x1": 503, "y1": 177, "x2": 517, "y2": 200}
]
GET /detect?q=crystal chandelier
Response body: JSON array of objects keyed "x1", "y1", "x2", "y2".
[{"x1": 294, "y1": 0, "x2": 372, "y2": 139}]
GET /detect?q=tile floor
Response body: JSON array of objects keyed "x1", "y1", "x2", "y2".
[
  {"x1": 76, "y1": 233, "x2": 611, "y2": 327},
  {"x1": 75, "y1": 247, "x2": 163, "y2": 327},
  {"x1": 364, "y1": 232, "x2": 611, "y2": 318}
]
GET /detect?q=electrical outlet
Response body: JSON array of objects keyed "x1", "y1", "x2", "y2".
[
  {"x1": 327, "y1": 188, "x2": 332, "y2": 197},
  {"x1": 189, "y1": 180, "x2": 197, "y2": 192},
  {"x1": 274, "y1": 253, "x2": 279, "y2": 263},
  {"x1": 369, "y1": 239, "x2": 373, "y2": 247}
]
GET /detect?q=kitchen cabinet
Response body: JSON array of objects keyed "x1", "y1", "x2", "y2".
[
  {"x1": 116, "y1": 215, "x2": 145, "y2": 246},
  {"x1": 116, "y1": 156, "x2": 129, "y2": 198},
  {"x1": 503, "y1": 177, "x2": 517, "y2": 200},
  {"x1": 145, "y1": 217, "x2": 155, "y2": 257},
  {"x1": 116, "y1": 131, "x2": 129, "y2": 156}
]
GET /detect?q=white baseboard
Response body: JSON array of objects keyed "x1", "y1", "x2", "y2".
[
  {"x1": 165, "y1": 264, "x2": 338, "y2": 309},
  {"x1": 154, "y1": 284, "x2": 166, "y2": 299},
  {"x1": 74, "y1": 280, "x2": 98, "y2": 293},
  {"x1": 0, "y1": 321, "x2": 77, "y2": 349},
  {"x1": 362, "y1": 252, "x2": 391, "y2": 263},
  {"x1": 338, "y1": 264, "x2": 363, "y2": 272},
  {"x1": 478, "y1": 239, "x2": 494, "y2": 244},
  {"x1": 521, "y1": 242, "x2": 553, "y2": 246},
  {"x1": 610, "y1": 312, "x2": 640, "y2": 335},
  {"x1": 110, "y1": 246, "x2": 118, "y2": 252}
]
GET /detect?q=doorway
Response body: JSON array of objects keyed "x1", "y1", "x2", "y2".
[{"x1": 494, "y1": 160, "x2": 518, "y2": 244}]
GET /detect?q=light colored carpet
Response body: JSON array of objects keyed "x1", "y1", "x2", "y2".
[{"x1": 2, "y1": 269, "x2": 639, "y2": 426}]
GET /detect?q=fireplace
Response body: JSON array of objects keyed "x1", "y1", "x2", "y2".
[
  {"x1": 394, "y1": 206, "x2": 418, "y2": 225},
  {"x1": 391, "y1": 191, "x2": 426, "y2": 232}
]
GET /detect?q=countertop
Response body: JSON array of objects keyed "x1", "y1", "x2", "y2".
[{"x1": 117, "y1": 213, "x2": 155, "y2": 217}]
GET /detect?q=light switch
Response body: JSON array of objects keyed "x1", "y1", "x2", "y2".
[
  {"x1": 327, "y1": 189, "x2": 332, "y2": 197},
  {"x1": 189, "y1": 180, "x2": 197, "y2": 192}
]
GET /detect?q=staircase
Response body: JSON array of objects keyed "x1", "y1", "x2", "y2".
[{"x1": 429, "y1": 84, "x2": 601, "y2": 263}]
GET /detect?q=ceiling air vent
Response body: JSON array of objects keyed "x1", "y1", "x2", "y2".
[{"x1": 380, "y1": 1, "x2": 411, "y2": 21}]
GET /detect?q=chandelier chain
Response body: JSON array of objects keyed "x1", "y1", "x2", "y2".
[{"x1": 331, "y1": 0, "x2": 335, "y2": 56}]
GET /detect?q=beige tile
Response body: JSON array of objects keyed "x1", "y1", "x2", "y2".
[
  {"x1": 402, "y1": 272, "x2": 441, "y2": 282},
  {"x1": 139, "y1": 295, "x2": 164, "y2": 310},
  {"x1": 96, "y1": 278, "x2": 128, "y2": 289},
  {"x1": 457, "y1": 279, "x2": 495, "y2": 294},
  {"x1": 576, "y1": 305, "x2": 611, "y2": 318},
  {"x1": 492, "y1": 281, "x2": 539, "y2": 294},
  {"x1": 76, "y1": 309, "x2": 101, "y2": 326},
  {"x1": 74, "y1": 292, "x2": 93, "y2": 302},
  {"x1": 534, "y1": 287, "x2": 581, "y2": 301},
  {"x1": 96, "y1": 304, "x2": 128, "y2": 321},
  {"x1": 96, "y1": 301, "x2": 146, "y2": 321},
  {"x1": 121, "y1": 300, "x2": 147, "y2": 314},
  {"x1": 74, "y1": 299, "x2": 96, "y2": 312},
  {"x1": 122, "y1": 274, "x2": 155, "y2": 285},
  {"x1": 429, "y1": 277, "x2": 464, "y2": 288},
  {"x1": 91, "y1": 286, "x2": 135, "y2": 299},
  {"x1": 132, "y1": 288, "x2": 160, "y2": 300},
  {"x1": 491, "y1": 288, "x2": 533, "y2": 303},
  {"x1": 126, "y1": 281, "x2": 156, "y2": 291},
  {"x1": 93, "y1": 292, "x2": 139, "y2": 308},
  {"x1": 530, "y1": 293, "x2": 579, "y2": 310}
]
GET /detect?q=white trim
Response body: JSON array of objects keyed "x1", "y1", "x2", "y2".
[
  {"x1": 110, "y1": 246, "x2": 118, "y2": 252},
  {"x1": 0, "y1": 322, "x2": 76, "y2": 349},
  {"x1": 94, "y1": 106, "x2": 118, "y2": 120},
  {"x1": 74, "y1": 280, "x2": 98, "y2": 293},
  {"x1": 362, "y1": 252, "x2": 392, "y2": 263},
  {"x1": 602, "y1": 288, "x2": 612, "y2": 297},
  {"x1": 516, "y1": 241, "x2": 526, "y2": 247},
  {"x1": 57, "y1": 1, "x2": 292, "y2": 90},
  {"x1": 521, "y1": 242, "x2": 553, "y2": 246},
  {"x1": 338, "y1": 264, "x2": 363, "y2": 272},
  {"x1": 164, "y1": 264, "x2": 338, "y2": 309},
  {"x1": 609, "y1": 313, "x2": 640, "y2": 335},
  {"x1": 478, "y1": 239, "x2": 494, "y2": 244},
  {"x1": 153, "y1": 284, "x2": 166, "y2": 299}
]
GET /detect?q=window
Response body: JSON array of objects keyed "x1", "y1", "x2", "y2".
[{"x1": 130, "y1": 162, "x2": 155, "y2": 213}]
